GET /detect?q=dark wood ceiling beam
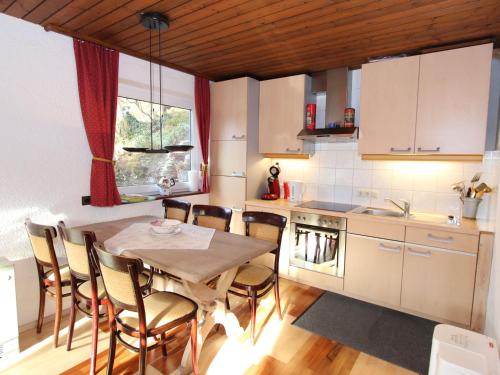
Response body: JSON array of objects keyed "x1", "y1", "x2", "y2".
[
  {"x1": 186, "y1": 1, "x2": 496, "y2": 74},
  {"x1": 43, "y1": 23, "x2": 208, "y2": 79},
  {"x1": 24, "y1": 0, "x2": 73, "y2": 23},
  {"x1": 0, "y1": 0, "x2": 15, "y2": 12},
  {"x1": 61, "y1": 0, "x2": 136, "y2": 30},
  {"x1": 167, "y1": 0, "x2": 462, "y2": 65},
  {"x1": 4, "y1": 0, "x2": 43, "y2": 18},
  {"x1": 74, "y1": 0, "x2": 160, "y2": 35},
  {"x1": 41, "y1": 0, "x2": 101, "y2": 26},
  {"x1": 217, "y1": 26, "x2": 498, "y2": 80},
  {"x1": 129, "y1": 0, "x2": 329, "y2": 54},
  {"x1": 148, "y1": 0, "x2": 377, "y2": 59},
  {"x1": 200, "y1": 21, "x2": 498, "y2": 79},
  {"x1": 111, "y1": 0, "x2": 254, "y2": 49},
  {"x1": 86, "y1": 0, "x2": 196, "y2": 40}
]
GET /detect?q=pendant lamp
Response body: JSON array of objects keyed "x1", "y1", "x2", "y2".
[{"x1": 124, "y1": 12, "x2": 194, "y2": 154}]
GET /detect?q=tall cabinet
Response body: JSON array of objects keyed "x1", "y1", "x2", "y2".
[{"x1": 209, "y1": 77, "x2": 267, "y2": 234}]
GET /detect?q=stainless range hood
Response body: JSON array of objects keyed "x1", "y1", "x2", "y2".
[
  {"x1": 297, "y1": 127, "x2": 358, "y2": 142},
  {"x1": 298, "y1": 67, "x2": 358, "y2": 142}
]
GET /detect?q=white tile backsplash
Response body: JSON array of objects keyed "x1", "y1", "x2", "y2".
[
  {"x1": 335, "y1": 168, "x2": 353, "y2": 185},
  {"x1": 272, "y1": 142, "x2": 498, "y2": 219}
]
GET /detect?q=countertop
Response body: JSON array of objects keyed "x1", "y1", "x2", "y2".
[{"x1": 245, "y1": 199, "x2": 495, "y2": 235}]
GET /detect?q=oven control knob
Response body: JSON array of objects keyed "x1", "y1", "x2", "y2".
[{"x1": 328, "y1": 220, "x2": 333, "y2": 225}]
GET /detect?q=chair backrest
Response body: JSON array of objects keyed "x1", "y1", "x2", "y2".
[
  {"x1": 57, "y1": 222, "x2": 97, "y2": 281},
  {"x1": 192, "y1": 204, "x2": 232, "y2": 232},
  {"x1": 94, "y1": 242, "x2": 145, "y2": 313},
  {"x1": 25, "y1": 219, "x2": 58, "y2": 267},
  {"x1": 242, "y1": 211, "x2": 287, "y2": 272},
  {"x1": 162, "y1": 198, "x2": 191, "y2": 223}
]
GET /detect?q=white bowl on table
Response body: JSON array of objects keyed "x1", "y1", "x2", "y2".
[{"x1": 150, "y1": 219, "x2": 182, "y2": 235}]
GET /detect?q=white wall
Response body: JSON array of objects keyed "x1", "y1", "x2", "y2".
[{"x1": 0, "y1": 13, "x2": 208, "y2": 326}]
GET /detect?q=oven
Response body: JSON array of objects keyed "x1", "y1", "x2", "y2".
[{"x1": 289, "y1": 211, "x2": 346, "y2": 278}]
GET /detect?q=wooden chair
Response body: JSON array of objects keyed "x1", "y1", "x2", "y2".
[
  {"x1": 94, "y1": 242, "x2": 199, "y2": 375},
  {"x1": 162, "y1": 198, "x2": 191, "y2": 223},
  {"x1": 25, "y1": 219, "x2": 72, "y2": 348},
  {"x1": 227, "y1": 211, "x2": 287, "y2": 344},
  {"x1": 192, "y1": 204, "x2": 232, "y2": 232},
  {"x1": 57, "y1": 223, "x2": 154, "y2": 375}
]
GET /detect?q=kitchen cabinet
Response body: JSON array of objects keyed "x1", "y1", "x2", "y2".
[
  {"x1": 344, "y1": 233, "x2": 404, "y2": 306},
  {"x1": 259, "y1": 74, "x2": 312, "y2": 155},
  {"x1": 415, "y1": 44, "x2": 492, "y2": 155},
  {"x1": 210, "y1": 175, "x2": 246, "y2": 234},
  {"x1": 210, "y1": 78, "x2": 248, "y2": 141},
  {"x1": 209, "y1": 77, "x2": 266, "y2": 234},
  {"x1": 210, "y1": 140, "x2": 247, "y2": 177},
  {"x1": 401, "y1": 244, "x2": 477, "y2": 325},
  {"x1": 359, "y1": 44, "x2": 492, "y2": 156},
  {"x1": 359, "y1": 56, "x2": 420, "y2": 154},
  {"x1": 245, "y1": 204, "x2": 291, "y2": 275}
]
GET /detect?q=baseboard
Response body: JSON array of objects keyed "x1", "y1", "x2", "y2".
[{"x1": 18, "y1": 308, "x2": 71, "y2": 334}]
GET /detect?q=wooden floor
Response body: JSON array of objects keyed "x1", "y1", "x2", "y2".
[{"x1": 5, "y1": 278, "x2": 416, "y2": 375}]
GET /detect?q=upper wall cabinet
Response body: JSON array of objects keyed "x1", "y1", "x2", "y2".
[
  {"x1": 211, "y1": 78, "x2": 248, "y2": 141},
  {"x1": 359, "y1": 44, "x2": 493, "y2": 156},
  {"x1": 359, "y1": 56, "x2": 420, "y2": 154},
  {"x1": 415, "y1": 44, "x2": 492, "y2": 155},
  {"x1": 259, "y1": 74, "x2": 312, "y2": 154}
]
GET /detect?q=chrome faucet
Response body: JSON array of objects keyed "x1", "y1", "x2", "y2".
[{"x1": 385, "y1": 198, "x2": 411, "y2": 218}]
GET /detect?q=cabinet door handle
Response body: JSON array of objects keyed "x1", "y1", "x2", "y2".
[
  {"x1": 407, "y1": 248, "x2": 432, "y2": 257},
  {"x1": 231, "y1": 207, "x2": 243, "y2": 212},
  {"x1": 417, "y1": 147, "x2": 441, "y2": 153},
  {"x1": 378, "y1": 243, "x2": 402, "y2": 253},
  {"x1": 231, "y1": 171, "x2": 246, "y2": 177},
  {"x1": 390, "y1": 147, "x2": 411, "y2": 152},
  {"x1": 427, "y1": 233, "x2": 453, "y2": 243},
  {"x1": 232, "y1": 134, "x2": 245, "y2": 140},
  {"x1": 286, "y1": 147, "x2": 301, "y2": 153}
]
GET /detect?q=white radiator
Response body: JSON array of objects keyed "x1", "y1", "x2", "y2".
[{"x1": 0, "y1": 259, "x2": 19, "y2": 362}]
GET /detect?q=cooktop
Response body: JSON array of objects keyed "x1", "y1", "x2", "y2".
[{"x1": 296, "y1": 200, "x2": 359, "y2": 213}]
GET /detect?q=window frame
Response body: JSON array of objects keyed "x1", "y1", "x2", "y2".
[{"x1": 114, "y1": 95, "x2": 198, "y2": 195}]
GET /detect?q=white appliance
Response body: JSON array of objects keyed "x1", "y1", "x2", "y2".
[
  {"x1": 288, "y1": 180, "x2": 305, "y2": 202},
  {"x1": 0, "y1": 259, "x2": 19, "y2": 362},
  {"x1": 429, "y1": 324, "x2": 499, "y2": 375}
]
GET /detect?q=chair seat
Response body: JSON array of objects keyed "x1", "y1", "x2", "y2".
[
  {"x1": 78, "y1": 273, "x2": 150, "y2": 300},
  {"x1": 118, "y1": 292, "x2": 197, "y2": 330},
  {"x1": 233, "y1": 264, "x2": 273, "y2": 287},
  {"x1": 78, "y1": 277, "x2": 106, "y2": 299},
  {"x1": 46, "y1": 265, "x2": 71, "y2": 282}
]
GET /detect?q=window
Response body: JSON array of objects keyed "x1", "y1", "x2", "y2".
[{"x1": 114, "y1": 97, "x2": 192, "y2": 191}]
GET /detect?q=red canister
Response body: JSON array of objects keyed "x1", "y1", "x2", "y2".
[
  {"x1": 344, "y1": 107, "x2": 355, "y2": 127},
  {"x1": 306, "y1": 103, "x2": 316, "y2": 129}
]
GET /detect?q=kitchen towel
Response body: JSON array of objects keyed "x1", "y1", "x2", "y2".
[{"x1": 104, "y1": 223, "x2": 215, "y2": 254}]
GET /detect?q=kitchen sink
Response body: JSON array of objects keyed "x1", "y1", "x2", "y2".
[{"x1": 357, "y1": 207, "x2": 405, "y2": 218}]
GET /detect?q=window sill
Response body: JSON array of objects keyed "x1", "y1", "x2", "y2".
[{"x1": 81, "y1": 191, "x2": 207, "y2": 206}]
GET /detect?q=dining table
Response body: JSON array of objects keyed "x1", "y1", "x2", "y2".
[{"x1": 75, "y1": 215, "x2": 277, "y2": 374}]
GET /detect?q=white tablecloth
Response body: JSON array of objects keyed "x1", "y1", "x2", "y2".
[{"x1": 104, "y1": 223, "x2": 215, "y2": 255}]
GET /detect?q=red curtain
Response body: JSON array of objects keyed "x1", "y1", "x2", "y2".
[
  {"x1": 73, "y1": 39, "x2": 121, "y2": 207},
  {"x1": 195, "y1": 76, "x2": 211, "y2": 192}
]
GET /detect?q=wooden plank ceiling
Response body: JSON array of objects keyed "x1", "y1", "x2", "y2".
[{"x1": 2, "y1": 0, "x2": 500, "y2": 81}]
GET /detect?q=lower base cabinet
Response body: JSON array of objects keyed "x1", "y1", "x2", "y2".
[
  {"x1": 344, "y1": 234, "x2": 404, "y2": 307},
  {"x1": 401, "y1": 244, "x2": 477, "y2": 325}
]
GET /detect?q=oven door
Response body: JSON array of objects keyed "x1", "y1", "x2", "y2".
[{"x1": 289, "y1": 222, "x2": 345, "y2": 277}]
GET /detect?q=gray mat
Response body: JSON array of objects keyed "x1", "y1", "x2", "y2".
[{"x1": 293, "y1": 292, "x2": 438, "y2": 374}]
